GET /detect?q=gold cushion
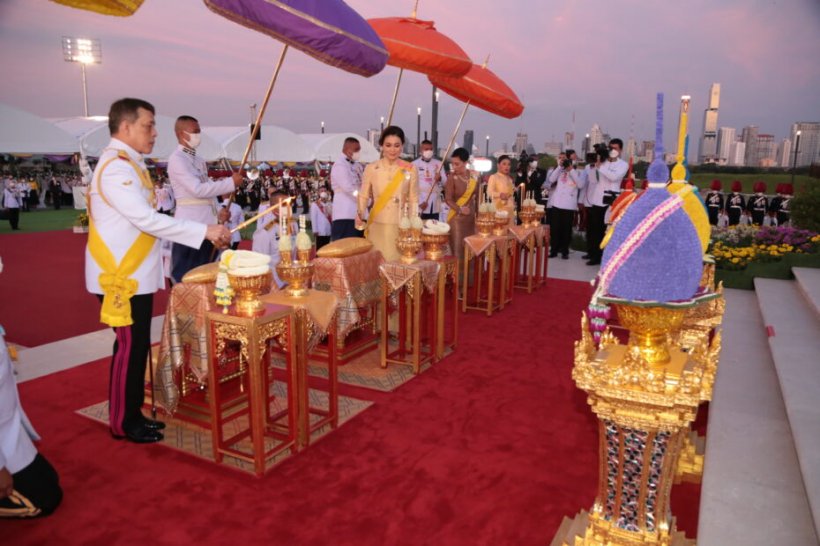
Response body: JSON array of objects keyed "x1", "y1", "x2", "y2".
[
  {"x1": 181, "y1": 262, "x2": 219, "y2": 284},
  {"x1": 316, "y1": 238, "x2": 373, "y2": 258}
]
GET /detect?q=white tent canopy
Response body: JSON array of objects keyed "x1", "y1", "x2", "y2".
[
  {"x1": 211, "y1": 125, "x2": 315, "y2": 163},
  {"x1": 299, "y1": 133, "x2": 379, "y2": 163},
  {"x1": 52, "y1": 115, "x2": 224, "y2": 162},
  {"x1": 0, "y1": 103, "x2": 79, "y2": 155}
]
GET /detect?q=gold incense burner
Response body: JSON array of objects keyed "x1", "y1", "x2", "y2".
[
  {"x1": 492, "y1": 214, "x2": 509, "y2": 236},
  {"x1": 228, "y1": 271, "x2": 273, "y2": 317}
]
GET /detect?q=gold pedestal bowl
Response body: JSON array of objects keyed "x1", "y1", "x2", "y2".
[
  {"x1": 492, "y1": 215, "x2": 509, "y2": 236},
  {"x1": 276, "y1": 260, "x2": 314, "y2": 297},
  {"x1": 614, "y1": 304, "x2": 688, "y2": 368},
  {"x1": 421, "y1": 232, "x2": 449, "y2": 261},
  {"x1": 228, "y1": 270, "x2": 273, "y2": 317},
  {"x1": 475, "y1": 213, "x2": 495, "y2": 237}
]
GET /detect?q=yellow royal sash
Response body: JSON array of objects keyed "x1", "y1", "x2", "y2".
[
  {"x1": 364, "y1": 167, "x2": 406, "y2": 237},
  {"x1": 447, "y1": 177, "x2": 477, "y2": 222},
  {"x1": 87, "y1": 151, "x2": 157, "y2": 327}
]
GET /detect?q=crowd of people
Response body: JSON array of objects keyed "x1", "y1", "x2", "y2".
[{"x1": 0, "y1": 174, "x2": 85, "y2": 230}]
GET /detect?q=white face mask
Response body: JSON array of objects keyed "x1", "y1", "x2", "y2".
[
  {"x1": 184, "y1": 131, "x2": 201, "y2": 149},
  {"x1": 422, "y1": 150, "x2": 434, "y2": 160},
  {"x1": 608, "y1": 149, "x2": 619, "y2": 159},
  {"x1": 529, "y1": 161, "x2": 537, "y2": 169},
  {"x1": 351, "y1": 151, "x2": 361, "y2": 162}
]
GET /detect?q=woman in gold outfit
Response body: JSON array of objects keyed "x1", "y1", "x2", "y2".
[
  {"x1": 487, "y1": 155, "x2": 515, "y2": 226},
  {"x1": 357, "y1": 126, "x2": 419, "y2": 262},
  {"x1": 444, "y1": 147, "x2": 477, "y2": 261}
]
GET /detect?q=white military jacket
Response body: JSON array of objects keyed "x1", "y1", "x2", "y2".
[
  {"x1": 330, "y1": 154, "x2": 363, "y2": 220},
  {"x1": 85, "y1": 139, "x2": 206, "y2": 295},
  {"x1": 411, "y1": 157, "x2": 447, "y2": 214},
  {"x1": 167, "y1": 144, "x2": 234, "y2": 224}
]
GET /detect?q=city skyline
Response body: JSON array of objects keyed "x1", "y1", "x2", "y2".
[{"x1": 0, "y1": 0, "x2": 819, "y2": 161}]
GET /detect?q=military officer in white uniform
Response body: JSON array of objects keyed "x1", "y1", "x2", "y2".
[
  {"x1": 85, "y1": 99, "x2": 230, "y2": 444},
  {"x1": 168, "y1": 115, "x2": 242, "y2": 282},
  {"x1": 412, "y1": 139, "x2": 446, "y2": 221},
  {"x1": 330, "y1": 137, "x2": 364, "y2": 241}
]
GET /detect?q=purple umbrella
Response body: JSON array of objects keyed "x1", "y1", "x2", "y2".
[{"x1": 203, "y1": 0, "x2": 388, "y2": 194}]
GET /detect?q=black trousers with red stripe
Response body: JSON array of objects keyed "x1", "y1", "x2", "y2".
[{"x1": 99, "y1": 293, "x2": 153, "y2": 436}]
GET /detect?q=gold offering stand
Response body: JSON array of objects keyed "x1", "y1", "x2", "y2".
[
  {"x1": 552, "y1": 292, "x2": 722, "y2": 546},
  {"x1": 461, "y1": 233, "x2": 514, "y2": 316}
]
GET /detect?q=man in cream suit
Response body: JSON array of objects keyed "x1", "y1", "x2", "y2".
[{"x1": 86, "y1": 98, "x2": 230, "y2": 443}]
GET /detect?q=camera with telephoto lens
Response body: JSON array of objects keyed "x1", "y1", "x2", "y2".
[
  {"x1": 561, "y1": 158, "x2": 572, "y2": 169},
  {"x1": 592, "y1": 143, "x2": 609, "y2": 163}
]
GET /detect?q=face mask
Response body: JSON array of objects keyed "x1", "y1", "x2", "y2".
[
  {"x1": 422, "y1": 150, "x2": 434, "y2": 160},
  {"x1": 351, "y1": 152, "x2": 361, "y2": 162},
  {"x1": 184, "y1": 131, "x2": 201, "y2": 149},
  {"x1": 529, "y1": 161, "x2": 537, "y2": 168},
  {"x1": 608, "y1": 149, "x2": 619, "y2": 159}
]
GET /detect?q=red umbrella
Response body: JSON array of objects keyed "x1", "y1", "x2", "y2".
[
  {"x1": 424, "y1": 58, "x2": 523, "y2": 192},
  {"x1": 429, "y1": 59, "x2": 524, "y2": 120},
  {"x1": 368, "y1": 6, "x2": 471, "y2": 125}
]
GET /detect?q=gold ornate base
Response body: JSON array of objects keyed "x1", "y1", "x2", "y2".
[
  {"x1": 550, "y1": 511, "x2": 695, "y2": 546},
  {"x1": 674, "y1": 430, "x2": 705, "y2": 484}
]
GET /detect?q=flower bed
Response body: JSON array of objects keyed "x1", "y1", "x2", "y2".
[{"x1": 708, "y1": 225, "x2": 820, "y2": 289}]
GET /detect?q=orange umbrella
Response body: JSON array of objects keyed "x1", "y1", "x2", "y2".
[
  {"x1": 368, "y1": 17, "x2": 471, "y2": 76},
  {"x1": 368, "y1": 9, "x2": 471, "y2": 126},
  {"x1": 429, "y1": 61, "x2": 524, "y2": 120}
]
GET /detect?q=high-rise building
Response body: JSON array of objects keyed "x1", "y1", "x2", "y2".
[
  {"x1": 625, "y1": 137, "x2": 637, "y2": 160},
  {"x1": 588, "y1": 124, "x2": 604, "y2": 147},
  {"x1": 729, "y1": 140, "x2": 746, "y2": 166},
  {"x1": 581, "y1": 135, "x2": 591, "y2": 156},
  {"x1": 741, "y1": 125, "x2": 759, "y2": 167},
  {"x1": 513, "y1": 132, "x2": 528, "y2": 155},
  {"x1": 463, "y1": 130, "x2": 474, "y2": 155},
  {"x1": 777, "y1": 139, "x2": 792, "y2": 168},
  {"x1": 698, "y1": 83, "x2": 720, "y2": 164},
  {"x1": 790, "y1": 122, "x2": 820, "y2": 167},
  {"x1": 716, "y1": 127, "x2": 736, "y2": 165},
  {"x1": 543, "y1": 141, "x2": 562, "y2": 156},
  {"x1": 564, "y1": 131, "x2": 574, "y2": 151},
  {"x1": 755, "y1": 134, "x2": 776, "y2": 166}
]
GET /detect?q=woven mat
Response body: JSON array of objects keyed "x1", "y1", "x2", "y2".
[{"x1": 76, "y1": 383, "x2": 371, "y2": 476}]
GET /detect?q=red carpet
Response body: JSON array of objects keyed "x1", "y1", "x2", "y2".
[
  {"x1": 7, "y1": 277, "x2": 700, "y2": 544},
  {"x1": 0, "y1": 230, "x2": 168, "y2": 346}
]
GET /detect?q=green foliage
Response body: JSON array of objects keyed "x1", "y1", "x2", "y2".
[{"x1": 791, "y1": 184, "x2": 820, "y2": 232}]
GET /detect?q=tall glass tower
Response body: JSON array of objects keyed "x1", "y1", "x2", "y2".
[{"x1": 698, "y1": 83, "x2": 720, "y2": 164}]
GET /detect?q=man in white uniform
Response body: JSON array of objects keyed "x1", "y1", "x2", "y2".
[
  {"x1": 168, "y1": 115, "x2": 242, "y2": 282},
  {"x1": 86, "y1": 98, "x2": 230, "y2": 443},
  {"x1": 412, "y1": 139, "x2": 446, "y2": 221},
  {"x1": 0, "y1": 315, "x2": 62, "y2": 517},
  {"x1": 330, "y1": 137, "x2": 363, "y2": 241},
  {"x1": 547, "y1": 153, "x2": 586, "y2": 259},
  {"x1": 2, "y1": 182, "x2": 21, "y2": 230},
  {"x1": 309, "y1": 190, "x2": 332, "y2": 250}
]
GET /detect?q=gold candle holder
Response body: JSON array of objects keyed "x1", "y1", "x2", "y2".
[
  {"x1": 275, "y1": 261, "x2": 313, "y2": 297},
  {"x1": 396, "y1": 228, "x2": 422, "y2": 264},
  {"x1": 228, "y1": 271, "x2": 273, "y2": 317},
  {"x1": 421, "y1": 232, "x2": 449, "y2": 261}
]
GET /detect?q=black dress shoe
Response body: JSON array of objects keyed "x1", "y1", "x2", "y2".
[
  {"x1": 549, "y1": 252, "x2": 558, "y2": 258},
  {"x1": 561, "y1": 254, "x2": 569, "y2": 260},
  {"x1": 111, "y1": 426, "x2": 164, "y2": 444},
  {"x1": 582, "y1": 254, "x2": 590, "y2": 260},
  {"x1": 586, "y1": 259, "x2": 601, "y2": 266},
  {"x1": 141, "y1": 418, "x2": 166, "y2": 431}
]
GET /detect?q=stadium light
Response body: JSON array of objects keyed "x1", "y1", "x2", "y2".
[{"x1": 62, "y1": 37, "x2": 102, "y2": 117}]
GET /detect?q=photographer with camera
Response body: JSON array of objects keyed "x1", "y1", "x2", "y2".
[
  {"x1": 547, "y1": 149, "x2": 585, "y2": 259},
  {"x1": 584, "y1": 139, "x2": 627, "y2": 265}
]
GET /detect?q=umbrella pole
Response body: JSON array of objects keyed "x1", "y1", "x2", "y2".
[
  {"x1": 227, "y1": 44, "x2": 290, "y2": 207},
  {"x1": 386, "y1": 67, "x2": 404, "y2": 127},
  {"x1": 426, "y1": 100, "x2": 470, "y2": 203}
]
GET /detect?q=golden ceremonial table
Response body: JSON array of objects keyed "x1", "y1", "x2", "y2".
[
  {"x1": 206, "y1": 304, "x2": 296, "y2": 477},
  {"x1": 509, "y1": 225, "x2": 550, "y2": 292},
  {"x1": 378, "y1": 260, "x2": 441, "y2": 374},
  {"x1": 260, "y1": 289, "x2": 340, "y2": 448},
  {"x1": 461, "y1": 234, "x2": 515, "y2": 316},
  {"x1": 312, "y1": 249, "x2": 383, "y2": 363}
]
